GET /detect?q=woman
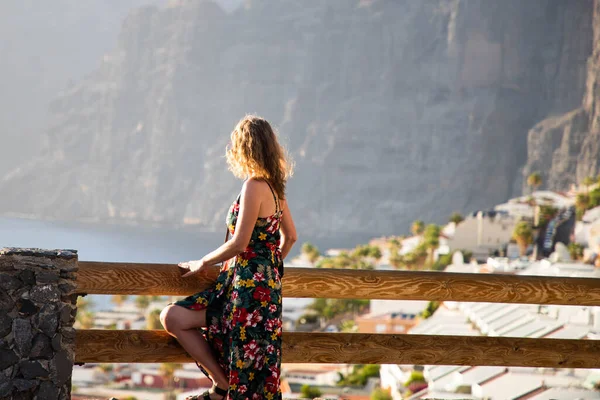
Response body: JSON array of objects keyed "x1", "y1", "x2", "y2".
[{"x1": 160, "y1": 115, "x2": 297, "y2": 400}]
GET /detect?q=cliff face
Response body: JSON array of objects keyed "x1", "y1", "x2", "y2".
[
  {"x1": 523, "y1": 1, "x2": 600, "y2": 190},
  {"x1": 0, "y1": 1, "x2": 166, "y2": 174},
  {"x1": 1, "y1": 0, "x2": 596, "y2": 236}
]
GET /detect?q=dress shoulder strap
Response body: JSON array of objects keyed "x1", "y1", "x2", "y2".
[{"x1": 265, "y1": 181, "x2": 280, "y2": 214}]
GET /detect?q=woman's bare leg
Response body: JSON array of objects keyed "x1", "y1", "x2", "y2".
[{"x1": 160, "y1": 305, "x2": 229, "y2": 392}]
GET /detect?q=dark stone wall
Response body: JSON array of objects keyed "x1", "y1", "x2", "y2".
[{"x1": 0, "y1": 248, "x2": 78, "y2": 400}]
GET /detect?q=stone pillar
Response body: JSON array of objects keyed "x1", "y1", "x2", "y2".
[{"x1": 0, "y1": 248, "x2": 78, "y2": 400}]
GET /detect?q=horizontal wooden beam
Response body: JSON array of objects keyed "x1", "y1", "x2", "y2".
[
  {"x1": 77, "y1": 261, "x2": 600, "y2": 306},
  {"x1": 75, "y1": 330, "x2": 600, "y2": 369}
]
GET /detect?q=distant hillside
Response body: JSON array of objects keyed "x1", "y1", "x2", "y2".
[
  {"x1": 1, "y1": 0, "x2": 598, "y2": 237},
  {"x1": 0, "y1": 0, "x2": 167, "y2": 174}
]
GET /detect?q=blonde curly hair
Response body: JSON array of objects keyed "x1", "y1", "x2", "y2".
[{"x1": 226, "y1": 115, "x2": 293, "y2": 199}]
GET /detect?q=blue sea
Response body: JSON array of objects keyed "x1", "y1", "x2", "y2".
[{"x1": 0, "y1": 216, "x2": 373, "y2": 310}]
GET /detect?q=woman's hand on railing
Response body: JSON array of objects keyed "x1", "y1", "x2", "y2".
[{"x1": 178, "y1": 258, "x2": 208, "y2": 278}]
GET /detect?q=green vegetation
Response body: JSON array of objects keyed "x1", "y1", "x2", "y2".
[
  {"x1": 315, "y1": 243, "x2": 382, "y2": 270},
  {"x1": 423, "y1": 224, "x2": 441, "y2": 264},
  {"x1": 411, "y1": 220, "x2": 425, "y2": 236},
  {"x1": 512, "y1": 221, "x2": 533, "y2": 256},
  {"x1": 449, "y1": 212, "x2": 464, "y2": 225},
  {"x1": 575, "y1": 187, "x2": 600, "y2": 220},
  {"x1": 75, "y1": 296, "x2": 95, "y2": 329},
  {"x1": 389, "y1": 224, "x2": 451, "y2": 270},
  {"x1": 147, "y1": 309, "x2": 163, "y2": 330},
  {"x1": 404, "y1": 371, "x2": 428, "y2": 397},
  {"x1": 431, "y1": 253, "x2": 452, "y2": 271},
  {"x1": 537, "y1": 205, "x2": 558, "y2": 227},
  {"x1": 300, "y1": 385, "x2": 322, "y2": 399},
  {"x1": 337, "y1": 365, "x2": 380, "y2": 386},
  {"x1": 97, "y1": 364, "x2": 113, "y2": 373},
  {"x1": 583, "y1": 176, "x2": 596, "y2": 192},
  {"x1": 301, "y1": 242, "x2": 321, "y2": 264},
  {"x1": 305, "y1": 298, "x2": 369, "y2": 320},
  {"x1": 371, "y1": 388, "x2": 393, "y2": 400},
  {"x1": 297, "y1": 313, "x2": 318, "y2": 325},
  {"x1": 352, "y1": 244, "x2": 382, "y2": 261},
  {"x1": 160, "y1": 362, "x2": 182, "y2": 400},
  {"x1": 339, "y1": 320, "x2": 357, "y2": 332},
  {"x1": 135, "y1": 295, "x2": 151, "y2": 312},
  {"x1": 527, "y1": 172, "x2": 543, "y2": 193},
  {"x1": 568, "y1": 243, "x2": 584, "y2": 261},
  {"x1": 388, "y1": 239, "x2": 404, "y2": 269},
  {"x1": 420, "y1": 301, "x2": 440, "y2": 319}
]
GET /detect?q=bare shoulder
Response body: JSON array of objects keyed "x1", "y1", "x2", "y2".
[{"x1": 242, "y1": 178, "x2": 268, "y2": 196}]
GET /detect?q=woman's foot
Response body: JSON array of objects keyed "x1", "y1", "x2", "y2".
[{"x1": 185, "y1": 383, "x2": 228, "y2": 400}]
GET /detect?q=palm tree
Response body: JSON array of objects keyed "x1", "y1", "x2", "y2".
[
  {"x1": 583, "y1": 176, "x2": 595, "y2": 193},
  {"x1": 159, "y1": 363, "x2": 182, "y2": 399},
  {"x1": 423, "y1": 224, "x2": 441, "y2": 265},
  {"x1": 576, "y1": 193, "x2": 590, "y2": 220},
  {"x1": 388, "y1": 242, "x2": 404, "y2": 269},
  {"x1": 411, "y1": 220, "x2": 425, "y2": 236},
  {"x1": 368, "y1": 246, "x2": 382, "y2": 261},
  {"x1": 135, "y1": 295, "x2": 151, "y2": 313},
  {"x1": 147, "y1": 309, "x2": 163, "y2": 330},
  {"x1": 339, "y1": 320, "x2": 357, "y2": 332},
  {"x1": 527, "y1": 172, "x2": 543, "y2": 193},
  {"x1": 75, "y1": 297, "x2": 95, "y2": 329},
  {"x1": 449, "y1": 212, "x2": 464, "y2": 225},
  {"x1": 301, "y1": 242, "x2": 320, "y2": 264},
  {"x1": 512, "y1": 221, "x2": 533, "y2": 256},
  {"x1": 111, "y1": 295, "x2": 129, "y2": 308}
]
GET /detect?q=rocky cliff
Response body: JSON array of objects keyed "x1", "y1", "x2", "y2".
[
  {"x1": 0, "y1": 1, "x2": 173, "y2": 174},
  {"x1": 1, "y1": 0, "x2": 596, "y2": 237},
  {"x1": 523, "y1": 0, "x2": 600, "y2": 190}
]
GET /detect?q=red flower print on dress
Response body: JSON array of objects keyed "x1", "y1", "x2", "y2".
[
  {"x1": 269, "y1": 304, "x2": 277, "y2": 313},
  {"x1": 233, "y1": 307, "x2": 248, "y2": 325},
  {"x1": 243, "y1": 340, "x2": 260, "y2": 360},
  {"x1": 265, "y1": 217, "x2": 278, "y2": 234},
  {"x1": 253, "y1": 272, "x2": 265, "y2": 282},
  {"x1": 254, "y1": 353, "x2": 265, "y2": 370},
  {"x1": 213, "y1": 337, "x2": 223, "y2": 353},
  {"x1": 253, "y1": 287, "x2": 271, "y2": 302},
  {"x1": 247, "y1": 309, "x2": 263, "y2": 327},
  {"x1": 265, "y1": 376, "x2": 279, "y2": 393},
  {"x1": 269, "y1": 365, "x2": 279, "y2": 377},
  {"x1": 230, "y1": 370, "x2": 240, "y2": 385},
  {"x1": 239, "y1": 385, "x2": 247, "y2": 394},
  {"x1": 252, "y1": 393, "x2": 263, "y2": 400},
  {"x1": 265, "y1": 318, "x2": 277, "y2": 332},
  {"x1": 266, "y1": 344, "x2": 275, "y2": 354},
  {"x1": 241, "y1": 249, "x2": 257, "y2": 260},
  {"x1": 189, "y1": 303, "x2": 206, "y2": 311}
]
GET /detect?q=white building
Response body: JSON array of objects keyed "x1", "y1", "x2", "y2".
[
  {"x1": 447, "y1": 211, "x2": 517, "y2": 261},
  {"x1": 281, "y1": 363, "x2": 345, "y2": 386},
  {"x1": 381, "y1": 260, "x2": 600, "y2": 400}
]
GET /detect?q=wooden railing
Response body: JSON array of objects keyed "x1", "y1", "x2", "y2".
[{"x1": 74, "y1": 261, "x2": 600, "y2": 368}]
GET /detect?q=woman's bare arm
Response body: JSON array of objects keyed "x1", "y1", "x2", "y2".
[
  {"x1": 180, "y1": 180, "x2": 261, "y2": 277},
  {"x1": 279, "y1": 199, "x2": 297, "y2": 260}
]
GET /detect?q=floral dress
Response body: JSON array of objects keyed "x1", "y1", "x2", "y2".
[{"x1": 175, "y1": 183, "x2": 284, "y2": 400}]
